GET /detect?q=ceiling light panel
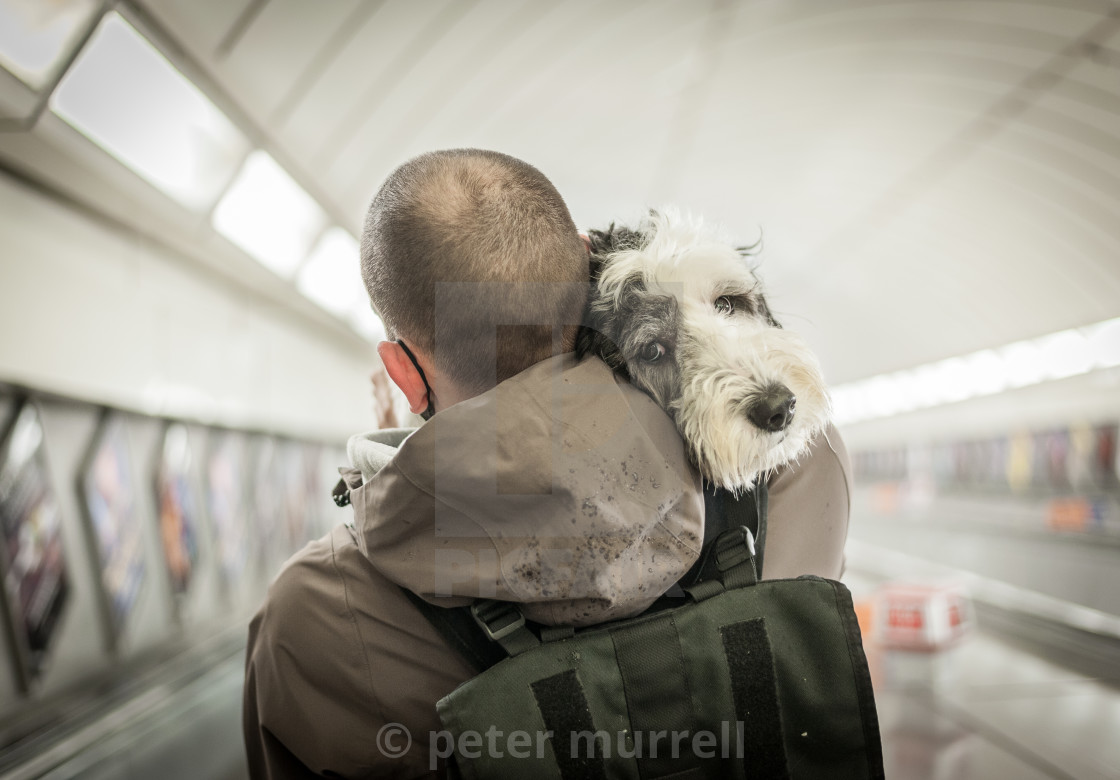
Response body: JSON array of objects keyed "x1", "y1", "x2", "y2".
[
  {"x1": 833, "y1": 316, "x2": 1120, "y2": 425},
  {"x1": 296, "y1": 228, "x2": 363, "y2": 318},
  {"x1": 0, "y1": 0, "x2": 98, "y2": 90},
  {"x1": 50, "y1": 12, "x2": 249, "y2": 210},
  {"x1": 211, "y1": 150, "x2": 327, "y2": 278},
  {"x1": 349, "y1": 303, "x2": 386, "y2": 344}
]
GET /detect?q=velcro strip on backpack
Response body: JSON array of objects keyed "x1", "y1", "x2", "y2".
[
  {"x1": 531, "y1": 669, "x2": 608, "y2": 780},
  {"x1": 720, "y1": 618, "x2": 790, "y2": 780}
]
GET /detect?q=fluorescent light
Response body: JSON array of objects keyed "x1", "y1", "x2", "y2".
[
  {"x1": 1036, "y1": 329, "x2": 1092, "y2": 380},
  {"x1": 0, "y1": 0, "x2": 98, "y2": 90},
  {"x1": 962, "y1": 349, "x2": 1008, "y2": 397},
  {"x1": 51, "y1": 13, "x2": 249, "y2": 210},
  {"x1": 349, "y1": 302, "x2": 387, "y2": 343},
  {"x1": 908, "y1": 363, "x2": 948, "y2": 408},
  {"x1": 296, "y1": 228, "x2": 362, "y2": 317},
  {"x1": 999, "y1": 340, "x2": 1045, "y2": 389},
  {"x1": 928, "y1": 357, "x2": 972, "y2": 405},
  {"x1": 211, "y1": 150, "x2": 327, "y2": 277},
  {"x1": 863, "y1": 375, "x2": 902, "y2": 418},
  {"x1": 1087, "y1": 317, "x2": 1120, "y2": 369},
  {"x1": 833, "y1": 315, "x2": 1120, "y2": 425},
  {"x1": 830, "y1": 386, "x2": 857, "y2": 423},
  {"x1": 883, "y1": 371, "x2": 920, "y2": 415}
]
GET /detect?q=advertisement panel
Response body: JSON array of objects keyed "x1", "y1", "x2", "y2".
[
  {"x1": 0, "y1": 402, "x2": 69, "y2": 686},
  {"x1": 79, "y1": 413, "x2": 145, "y2": 639},
  {"x1": 155, "y1": 423, "x2": 199, "y2": 595},
  {"x1": 206, "y1": 430, "x2": 249, "y2": 585}
]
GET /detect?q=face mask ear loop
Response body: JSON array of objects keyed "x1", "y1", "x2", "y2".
[{"x1": 396, "y1": 340, "x2": 435, "y2": 420}]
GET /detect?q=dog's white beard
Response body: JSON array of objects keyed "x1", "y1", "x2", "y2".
[{"x1": 674, "y1": 328, "x2": 831, "y2": 493}]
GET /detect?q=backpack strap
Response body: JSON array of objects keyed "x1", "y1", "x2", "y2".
[
  {"x1": 401, "y1": 590, "x2": 508, "y2": 672},
  {"x1": 469, "y1": 600, "x2": 540, "y2": 656},
  {"x1": 682, "y1": 478, "x2": 768, "y2": 587},
  {"x1": 683, "y1": 524, "x2": 761, "y2": 601},
  {"x1": 728, "y1": 478, "x2": 767, "y2": 577},
  {"x1": 755, "y1": 478, "x2": 768, "y2": 575}
]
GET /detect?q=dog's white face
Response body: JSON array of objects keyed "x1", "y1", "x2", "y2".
[{"x1": 577, "y1": 210, "x2": 831, "y2": 493}]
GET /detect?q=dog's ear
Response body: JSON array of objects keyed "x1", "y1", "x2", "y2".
[
  {"x1": 580, "y1": 223, "x2": 635, "y2": 375},
  {"x1": 587, "y1": 223, "x2": 618, "y2": 258},
  {"x1": 575, "y1": 325, "x2": 630, "y2": 379},
  {"x1": 588, "y1": 245, "x2": 606, "y2": 287},
  {"x1": 588, "y1": 222, "x2": 647, "y2": 257},
  {"x1": 574, "y1": 323, "x2": 599, "y2": 360}
]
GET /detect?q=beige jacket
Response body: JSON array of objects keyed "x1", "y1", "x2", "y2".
[{"x1": 243, "y1": 354, "x2": 851, "y2": 778}]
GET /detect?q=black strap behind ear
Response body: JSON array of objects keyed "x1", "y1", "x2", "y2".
[{"x1": 401, "y1": 590, "x2": 509, "y2": 673}]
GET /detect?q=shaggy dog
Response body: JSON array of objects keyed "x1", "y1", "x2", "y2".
[{"x1": 576, "y1": 209, "x2": 831, "y2": 493}]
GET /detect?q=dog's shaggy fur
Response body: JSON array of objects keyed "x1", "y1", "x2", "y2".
[{"x1": 576, "y1": 209, "x2": 830, "y2": 493}]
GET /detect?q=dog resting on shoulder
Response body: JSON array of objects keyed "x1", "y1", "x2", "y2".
[{"x1": 576, "y1": 209, "x2": 831, "y2": 494}]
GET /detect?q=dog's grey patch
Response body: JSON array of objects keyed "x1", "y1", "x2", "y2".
[{"x1": 580, "y1": 272, "x2": 683, "y2": 412}]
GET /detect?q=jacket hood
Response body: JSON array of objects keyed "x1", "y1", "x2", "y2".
[{"x1": 345, "y1": 353, "x2": 704, "y2": 626}]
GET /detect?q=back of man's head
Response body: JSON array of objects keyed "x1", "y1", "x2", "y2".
[{"x1": 361, "y1": 149, "x2": 588, "y2": 396}]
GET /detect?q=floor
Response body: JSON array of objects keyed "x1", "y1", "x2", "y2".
[{"x1": 848, "y1": 576, "x2": 1120, "y2": 780}]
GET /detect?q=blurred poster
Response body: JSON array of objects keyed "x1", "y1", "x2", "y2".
[
  {"x1": 251, "y1": 436, "x2": 281, "y2": 567},
  {"x1": 1045, "y1": 431, "x2": 1070, "y2": 489},
  {"x1": 1005, "y1": 432, "x2": 1032, "y2": 492},
  {"x1": 932, "y1": 443, "x2": 954, "y2": 486},
  {"x1": 320, "y1": 446, "x2": 349, "y2": 535},
  {"x1": 278, "y1": 442, "x2": 317, "y2": 550},
  {"x1": 206, "y1": 431, "x2": 248, "y2": 584},
  {"x1": 79, "y1": 414, "x2": 145, "y2": 636},
  {"x1": 1093, "y1": 425, "x2": 1117, "y2": 488},
  {"x1": 952, "y1": 442, "x2": 970, "y2": 485},
  {"x1": 155, "y1": 423, "x2": 198, "y2": 594},
  {"x1": 1029, "y1": 432, "x2": 1051, "y2": 489},
  {"x1": 1067, "y1": 423, "x2": 1094, "y2": 490},
  {"x1": 851, "y1": 451, "x2": 869, "y2": 482},
  {"x1": 961, "y1": 441, "x2": 983, "y2": 487},
  {"x1": 0, "y1": 402, "x2": 69, "y2": 682},
  {"x1": 983, "y1": 438, "x2": 1006, "y2": 487},
  {"x1": 249, "y1": 439, "x2": 326, "y2": 567}
]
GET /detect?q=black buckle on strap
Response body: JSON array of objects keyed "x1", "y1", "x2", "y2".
[
  {"x1": 471, "y1": 601, "x2": 526, "y2": 642},
  {"x1": 715, "y1": 526, "x2": 756, "y2": 572}
]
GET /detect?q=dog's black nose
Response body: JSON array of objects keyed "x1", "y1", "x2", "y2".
[{"x1": 747, "y1": 385, "x2": 797, "y2": 432}]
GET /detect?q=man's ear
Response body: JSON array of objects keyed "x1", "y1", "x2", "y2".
[{"x1": 377, "y1": 341, "x2": 430, "y2": 415}]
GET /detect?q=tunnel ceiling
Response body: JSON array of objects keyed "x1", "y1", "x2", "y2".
[{"x1": 42, "y1": 0, "x2": 1120, "y2": 384}]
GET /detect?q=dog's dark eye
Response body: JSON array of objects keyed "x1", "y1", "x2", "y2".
[
  {"x1": 640, "y1": 342, "x2": 665, "y2": 363},
  {"x1": 715, "y1": 296, "x2": 735, "y2": 315}
]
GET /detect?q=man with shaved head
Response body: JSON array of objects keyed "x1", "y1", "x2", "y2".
[
  {"x1": 242, "y1": 149, "x2": 851, "y2": 778},
  {"x1": 363, "y1": 148, "x2": 589, "y2": 399}
]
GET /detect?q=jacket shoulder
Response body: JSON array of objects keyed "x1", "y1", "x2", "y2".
[
  {"x1": 245, "y1": 526, "x2": 388, "y2": 776},
  {"x1": 244, "y1": 523, "x2": 476, "y2": 777},
  {"x1": 763, "y1": 424, "x2": 852, "y2": 580}
]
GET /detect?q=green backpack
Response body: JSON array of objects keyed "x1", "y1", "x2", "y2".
[{"x1": 406, "y1": 485, "x2": 884, "y2": 779}]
